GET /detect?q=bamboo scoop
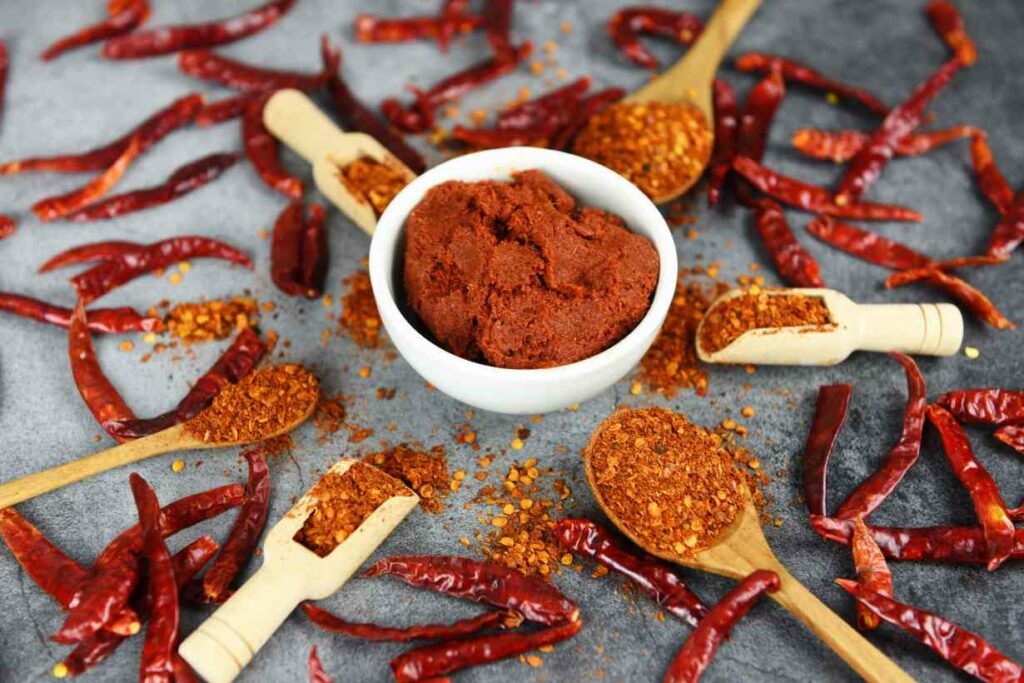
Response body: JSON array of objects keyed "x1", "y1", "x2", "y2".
[
  {"x1": 697, "y1": 287, "x2": 963, "y2": 365},
  {"x1": 0, "y1": 365, "x2": 319, "y2": 509},
  {"x1": 626, "y1": 0, "x2": 763, "y2": 204},
  {"x1": 180, "y1": 459, "x2": 419, "y2": 683},
  {"x1": 582, "y1": 417, "x2": 913, "y2": 683},
  {"x1": 262, "y1": 88, "x2": 416, "y2": 236}
]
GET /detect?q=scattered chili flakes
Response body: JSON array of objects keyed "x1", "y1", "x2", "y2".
[
  {"x1": 294, "y1": 462, "x2": 414, "y2": 557},
  {"x1": 698, "y1": 289, "x2": 833, "y2": 355},
  {"x1": 362, "y1": 443, "x2": 451, "y2": 513},
  {"x1": 338, "y1": 270, "x2": 384, "y2": 349},
  {"x1": 337, "y1": 156, "x2": 409, "y2": 217},
  {"x1": 164, "y1": 297, "x2": 258, "y2": 344},
  {"x1": 313, "y1": 395, "x2": 347, "y2": 442}
]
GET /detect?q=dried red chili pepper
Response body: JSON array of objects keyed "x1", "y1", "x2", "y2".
[
  {"x1": 308, "y1": 646, "x2": 335, "y2": 683},
  {"x1": 68, "y1": 300, "x2": 135, "y2": 443},
  {"x1": 968, "y1": 132, "x2": 1013, "y2": 214},
  {"x1": 986, "y1": 195, "x2": 1024, "y2": 260},
  {"x1": 994, "y1": 424, "x2": 1024, "y2": 456},
  {"x1": 884, "y1": 254, "x2": 1006, "y2": 288},
  {"x1": 551, "y1": 518, "x2": 707, "y2": 627},
  {"x1": 40, "y1": 240, "x2": 144, "y2": 273},
  {"x1": 926, "y1": 0, "x2": 977, "y2": 66},
  {"x1": 32, "y1": 136, "x2": 142, "y2": 221},
  {"x1": 835, "y1": 58, "x2": 961, "y2": 205},
  {"x1": 71, "y1": 236, "x2": 253, "y2": 304},
  {"x1": 64, "y1": 152, "x2": 239, "y2": 222},
  {"x1": 607, "y1": 6, "x2": 703, "y2": 69},
  {"x1": 300, "y1": 203, "x2": 328, "y2": 298},
  {"x1": 303, "y1": 602, "x2": 520, "y2": 642},
  {"x1": 735, "y1": 70, "x2": 785, "y2": 204},
  {"x1": 179, "y1": 40, "x2": 337, "y2": 92},
  {"x1": 837, "y1": 580, "x2": 1022, "y2": 682},
  {"x1": 0, "y1": 215, "x2": 14, "y2": 240},
  {"x1": 732, "y1": 156, "x2": 923, "y2": 221},
  {"x1": 381, "y1": 42, "x2": 531, "y2": 133},
  {"x1": 195, "y1": 92, "x2": 261, "y2": 126},
  {"x1": 354, "y1": 12, "x2": 482, "y2": 52},
  {"x1": 242, "y1": 93, "x2": 303, "y2": 199},
  {"x1": 937, "y1": 389, "x2": 1024, "y2": 426},
  {"x1": 792, "y1": 125, "x2": 973, "y2": 164},
  {"x1": 835, "y1": 354, "x2": 926, "y2": 520},
  {"x1": 806, "y1": 215, "x2": 931, "y2": 271},
  {"x1": 886, "y1": 269, "x2": 1014, "y2": 331},
  {"x1": 0, "y1": 508, "x2": 92, "y2": 610},
  {"x1": 753, "y1": 199, "x2": 824, "y2": 288},
  {"x1": 850, "y1": 519, "x2": 893, "y2": 632},
  {"x1": 663, "y1": 570, "x2": 780, "y2": 683},
  {"x1": 103, "y1": 0, "x2": 297, "y2": 59},
  {"x1": 0, "y1": 292, "x2": 161, "y2": 334},
  {"x1": 0, "y1": 93, "x2": 203, "y2": 175},
  {"x1": 391, "y1": 618, "x2": 582, "y2": 683},
  {"x1": 271, "y1": 201, "x2": 308, "y2": 297},
  {"x1": 927, "y1": 404, "x2": 1015, "y2": 571},
  {"x1": 482, "y1": 0, "x2": 516, "y2": 59},
  {"x1": 548, "y1": 87, "x2": 625, "y2": 152},
  {"x1": 108, "y1": 327, "x2": 266, "y2": 439},
  {"x1": 810, "y1": 515, "x2": 1024, "y2": 564},
  {"x1": 129, "y1": 474, "x2": 179, "y2": 681},
  {"x1": 56, "y1": 484, "x2": 245, "y2": 644},
  {"x1": 365, "y1": 556, "x2": 578, "y2": 626},
  {"x1": 734, "y1": 53, "x2": 888, "y2": 116},
  {"x1": 801, "y1": 383, "x2": 853, "y2": 517},
  {"x1": 707, "y1": 79, "x2": 738, "y2": 206},
  {"x1": 187, "y1": 449, "x2": 270, "y2": 604},
  {"x1": 41, "y1": 1, "x2": 150, "y2": 61}
]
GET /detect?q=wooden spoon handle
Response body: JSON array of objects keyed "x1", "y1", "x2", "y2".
[
  {"x1": 0, "y1": 427, "x2": 185, "y2": 509},
  {"x1": 771, "y1": 567, "x2": 914, "y2": 683},
  {"x1": 263, "y1": 88, "x2": 348, "y2": 165}
]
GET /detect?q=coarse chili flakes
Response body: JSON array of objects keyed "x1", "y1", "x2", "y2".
[
  {"x1": 362, "y1": 444, "x2": 451, "y2": 514},
  {"x1": 698, "y1": 289, "x2": 833, "y2": 355},
  {"x1": 337, "y1": 157, "x2": 410, "y2": 217},
  {"x1": 294, "y1": 462, "x2": 414, "y2": 557},
  {"x1": 184, "y1": 364, "x2": 319, "y2": 443},
  {"x1": 164, "y1": 297, "x2": 258, "y2": 344},
  {"x1": 572, "y1": 101, "x2": 713, "y2": 199},
  {"x1": 587, "y1": 407, "x2": 747, "y2": 559},
  {"x1": 339, "y1": 270, "x2": 383, "y2": 349}
]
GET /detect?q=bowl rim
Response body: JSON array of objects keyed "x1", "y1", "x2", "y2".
[{"x1": 368, "y1": 147, "x2": 678, "y2": 382}]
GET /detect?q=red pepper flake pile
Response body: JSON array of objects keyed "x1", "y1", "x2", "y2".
[
  {"x1": 294, "y1": 462, "x2": 414, "y2": 557},
  {"x1": 572, "y1": 101, "x2": 713, "y2": 199},
  {"x1": 698, "y1": 289, "x2": 833, "y2": 355},
  {"x1": 361, "y1": 444, "x2": 451, "y2": 514},
  {"x1": 338, "y1": 270, "x2": 384, "y2": 349},
  {"x1": 337, "y1": 157, "x2": 410, "y2": 217},
  {"x1": 184, "y1": 364, "x2": 319, "y2": 443},
  {"x1": 164, "y1": 297, "x2": 258, "y2": 344},
  {"x1": 587, "y1": 407, "x2": 748, "y2": 559}
]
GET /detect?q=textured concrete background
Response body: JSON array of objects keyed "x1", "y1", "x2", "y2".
[{"x1": 0, "y1": 1, "x2": 1021, "y2": 681}]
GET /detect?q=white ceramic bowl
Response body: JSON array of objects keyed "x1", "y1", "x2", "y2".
[{"x1": 368, "y1": 147, "x2": 677, "y2": 414}]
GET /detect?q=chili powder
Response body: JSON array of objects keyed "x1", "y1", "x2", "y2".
[
  {"x1": 362, "y1": 444, "x2": 450, "y2": 513},
  {"x1": 184, "y1": 364, "x2": 319, "y2": 443},
  {"x1": 587, "y1": 407, "x2": 746, "y2": 559},
  {"x1": 337, "y1": 156, "x2": 409, "y2": 217},
  {"x1": 572, "y1": 101, "x2": 713, "y2": 198},
  {"x1": 698, "y1": 289, "x2": 832, "y2": 355},
  {"x1": 339, "y1": 270, "x2": 383, "y2": 349},
  {"x1": 294, "y1": 462, "x2": 413, "y2": 557}
]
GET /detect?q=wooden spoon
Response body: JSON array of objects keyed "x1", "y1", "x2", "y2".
[
  {"x1": 262, "y1": 88, "x2": 416, "y2": 236},
  {"x1": 626, "y1": 0, "x2": 763, "y2": 204},
  {"x1": 583, "y1": 424, "x2": 913, "y2": 683},
  {"x1": 0, "y1": 365, "x2": 319, "y2": 509}
]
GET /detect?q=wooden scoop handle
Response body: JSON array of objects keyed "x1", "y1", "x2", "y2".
[
  {"x1": 858, "y1": 302, "x2": 963, "y2": 356},
  {"x1": 263, "y1": 88, "x2": 348, "y2": 164}
]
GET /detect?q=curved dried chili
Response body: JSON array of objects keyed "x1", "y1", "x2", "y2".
[
  {"x1": 0, "y1": 508, "x2": 92, "y2": 610},
  {"x1": 0, "y1": 292, "x2": 161, "y2": 333},
  {"x1": 303, "y1": 602, "x2": 519, "y2": 642},
  {"x1": 32, "y1": 136, "x2": 142, "y2": 221},
  {"x1": 271, "y1": 201, "x2": 309, "y2": 297},
  {"x1": 40, "y1": 240, "x2": 144, "y2": 273},
  {"x1": 926, "y1": 404, "x2": 1015, "y2": 571},
  {"x1": 735, "y1": 53, "x2": 888, "y2": 116},
  {"x1": 195, "y1": 92, "x2": 261, "y2": 126},
  {"x1": 103, "y1": 0, "x2": 297, "y2": 59},
  {"x1": 300, "y1": 203, "x2": 328, "y2": 298},
  {"x1": 179, "y1": 42, "x2": 336, "y2": 92},
  {"x1": 969, "y1": 132, "x2": 1013, "y2": 215},
  {"x1": 850, "y1": 519, "x2": 893, "y2": 631},
  {"x1": 806, "y1": 215, "x2": 931, "y2": 271},
  {"x1": 801, "y1": 384, "x2": 852, "y2": 517},
  {"x1": 994, "y1": 424, "x2": 1024, "y2": 456},
  {"x1": 937, "y1": 389, "x2": 1024, "y2": 426},
  {"x1": 551, "y1": 518, "x2": 707, "y2": 627},
  {"x1": 607, "y1": 7, "x2": 702, "y2": 69},
  {"x1": 41, "y1": 1, "x2": 151, "y2": 62},
  {"x1": 752, "y1": 199, "x2": 824, "y2": 287},
  {"x1": 308, "y1": 646, "x2": 335, "y2": 683},
  {"x1": 482, "y1": 0, "x2": 516, "y2": 59},
  {"x1": 549, "y1": 87, "x2": 624, "y2": 152},
  {"x1": 926, "y1": 0, "x2": 977, "y2": 66},
  {"x1": 886, "y1": 269, "x2": 1014, "y2": 330},
  {"x1": 707, "y1": 79, "x2": 738, "y2": 206},
  {"x1": 835, "y1": 353, "x2": 926, "y2": 520},
  {"x1": 0, "y1": 215, "x2": 14, "y2": 240},
  {"x1": 663, "y1": 570, "x2": 779, "y2": 683},
  {"x1": 242, "y1": 93, "x2": 303, "y2": 199},
  {"x1": 735, "y1": 70, "x2": 785, "y2": 204},
  {"x1": 354, "y1": 12, "x2": 482, "y2": 52},
  {"x1": 986, "y1": 195, "x2": 1024, "y2": 260},
  {"x1": 792, "y1": 125, "x2": 973, "y2": 163},
  {"x1": 65, "y1": 151, "x2": 239, "y2": 222}
]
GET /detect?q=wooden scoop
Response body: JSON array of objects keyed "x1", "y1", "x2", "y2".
[
  {"x1": 697, "y1": 287, "x2": 964, "y2": 365},
  {"x1": 583, "y1": 438, "x2": 913, "y2": 683},
  {"x1": 0, "y1": 365, "x2": 318, "y2": 509},
  {"x1": 627, "y1": 0, "x2": 763, "y2": 203},
  {"x1": 262, "y1": 89, "x2": 416, "y2": 236},
  {"x1": 180, "y1": 459, "x2": 419, "y2": 683}
]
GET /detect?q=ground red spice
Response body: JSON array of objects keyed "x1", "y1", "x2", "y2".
[
  {"x1": 294, "y1": 461, "x2": 414, "y2": 557},
  {"x1": 587, "y1": 407, "x2": 747, "y2": 559},
  {"x1": 337, "y1": 156, "x2": 409, "y2": 217},
  {"x1": 573, "y1": 101, "x2": 713, "y2": 198},
  {"x1": 164, "y1": 297, "x2": 258, "y2": 344},
  {"x1": 184, "y1": 364, "x2": 319, "y2": 443},
  {"x1": 339, "y1": 270, "x2": 383, "y2": 349},
  {"x1": 361, "y1": 444, "x2": 450, "y2": 513},
  {"x1": 698, "y1": 288, "x2": 833, "y2": 355}
]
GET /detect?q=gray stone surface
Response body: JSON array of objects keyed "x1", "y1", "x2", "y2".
[{"x1": 0, "y1": 0, "x2": 1021, "y2": 681}]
